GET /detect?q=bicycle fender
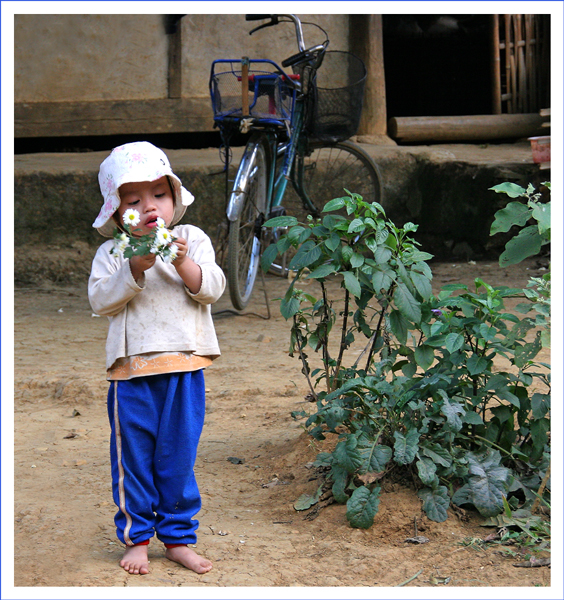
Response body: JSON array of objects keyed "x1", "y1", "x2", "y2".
[{"x1": 226, "y1": 142, "x2": 260, "y2": 222}]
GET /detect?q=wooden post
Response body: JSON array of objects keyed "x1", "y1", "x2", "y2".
[
  {"x1": 167, "y1": 16, "x2": 183, "y2": 99},
  {"x1": 241, "y1": 57, "x2": 250, "y2": 117},
  {"x1": 349, "y1": 15, "x2": 393, "y2": 143}
]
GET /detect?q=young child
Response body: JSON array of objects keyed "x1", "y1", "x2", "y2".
[{"x1": 88, "y1": 141, "x2": 225, "y2": 575}]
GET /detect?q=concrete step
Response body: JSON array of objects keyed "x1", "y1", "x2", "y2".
[{"x1": 15, "y1": 141, "x2": 544, "y2": 260}]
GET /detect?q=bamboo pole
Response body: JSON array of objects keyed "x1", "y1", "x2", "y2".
[
  {"x1": 491, "y1": 15, "x2": 502, "y2": 114},
  {"x1": 504, "y1": 15, "x2": 513, "y2": 113}
]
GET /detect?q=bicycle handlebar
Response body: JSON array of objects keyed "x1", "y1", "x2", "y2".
[
  {"x1": 245, "y1": 15, "x2": 273, "y2": 21},
  {"x1": 246, "y1": 14, "x2": 305, "y2": 52}
]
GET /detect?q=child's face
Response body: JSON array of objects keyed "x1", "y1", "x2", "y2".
[{"x1": 115, "y1": 176, "x2": 175, "y2": 236}]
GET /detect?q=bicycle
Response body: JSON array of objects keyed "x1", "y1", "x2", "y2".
[{"x1": 210, "y1": 14, "x2": 383, "y2": 310}]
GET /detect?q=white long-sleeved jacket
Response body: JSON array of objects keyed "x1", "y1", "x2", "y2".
[{"x1": 88, "y1": 224, "x2": 226, "y2": 370}]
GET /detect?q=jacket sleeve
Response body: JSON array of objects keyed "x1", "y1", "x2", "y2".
[
  {"x1": 88, "y1": 242, "x2": 145, "y2": 316},
  {"x1": 181, "y1": 225, "x2": 226, "y2": 305}
]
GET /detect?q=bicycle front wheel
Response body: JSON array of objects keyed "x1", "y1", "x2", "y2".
[
  {"x1": 227, "y1": 135, "x2": 269, "y2": 310},
  {"x1": 295, "y1": 140, "x2": 382, "y2": 216}
]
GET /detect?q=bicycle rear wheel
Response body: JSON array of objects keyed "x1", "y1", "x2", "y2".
[
  {"x1": 227, "y1": 135, "x2": 269, "y2": 310},
  {"x1": 294, "y1": 140, "x2": 382, "y2": 216}
]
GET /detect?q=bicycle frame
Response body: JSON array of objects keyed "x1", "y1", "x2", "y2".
[{"x1": 224, "y1": 85, "x2": 317, "y2": 223}]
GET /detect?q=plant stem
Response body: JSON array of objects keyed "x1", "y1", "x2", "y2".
[
  {"x1": 292, "y1": 317, "x2": 318, "y2": 402},
  {"x1": 320, "y1": 281, "x2": 332, "y2": 393},
  {"x1": 458, "y1": 432, "x2": 515, "y2": 458},
  {"x1": 531, "y1": 463, "x2": 551, "y2": 514},
  {"x1": 332, "y1": 289, "x2": 350, "y2": 390},
  {"x1": 365, "y1": 302, "x2": 388, "y2": 372}
]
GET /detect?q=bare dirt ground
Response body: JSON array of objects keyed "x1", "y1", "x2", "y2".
[{"x1": 11, "y1": 248, "x2": 552, "y2": 592}]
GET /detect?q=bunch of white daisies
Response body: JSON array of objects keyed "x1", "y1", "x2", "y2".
[{"x1": 111, "y1": 209, "x2": 179, "y2": 263}]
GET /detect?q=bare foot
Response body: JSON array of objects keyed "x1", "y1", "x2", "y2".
[
  {"x1": 119, "y1": 544, "x2": 150, "y2": 575},
  {"x1": 165, "y1": 546, "x2": 213, "y2": 574}
]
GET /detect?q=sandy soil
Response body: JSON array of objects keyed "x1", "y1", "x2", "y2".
[{"x1": 12, "y1": 250, "x2": 552, "y2": 591}]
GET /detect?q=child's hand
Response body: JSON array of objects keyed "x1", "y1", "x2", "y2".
[
  {"x1": 129, "y1": 252, "x2": 157, "y2": 282},
  {"x1": 171, "y1": 236, "x2": 188, "y2": 266},
  {"x1": 171, "y1": 237, "x2": 202, "y2": 294}
]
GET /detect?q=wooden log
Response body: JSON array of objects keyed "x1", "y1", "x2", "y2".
[
  {"x1": 388, "y1": 113, "x2": 546, "y2": 143},
  {"x1": 15, "y1": 97, "x2": 214, "y2": 138}
]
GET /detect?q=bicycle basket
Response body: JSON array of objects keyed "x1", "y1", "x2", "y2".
[
  {"x1": 307, "y1": 51, "x2": 366, "y2": 143},
  {"x1": 210, "y1": 60, "x2": 296, "y2": 125}
]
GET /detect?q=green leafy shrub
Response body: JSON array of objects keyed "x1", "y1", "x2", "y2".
[
  {"x1": 490, "y1": 181, "x2": 551, "y2": 348},
  {"x1": 263, "y1": 191, "x2": 550, "y2": 527}
]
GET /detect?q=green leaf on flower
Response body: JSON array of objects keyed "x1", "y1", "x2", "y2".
[
  {"x1": 490, "y1": 201, "x2": 530, "y2": 235},
  {"x1": 389, "y1": 309, "x2": 408, "y2": 345},
  {"x1": 414, "y1": 345, "x2": 434, "y2": 371},
  {"x1": 294, "y1": 484, "x2": 323, "y2": 511},
  {"x1": 261, "y1": 243, "x2": 279, "y2": 272},
  {"x1": 331, "y1": 464, "x2": 350, "y2": 504},
  {"x1": 419, "y1": 443, "x2": 452, "y2": 468},
  {"x1": 343, "y1": 271, "x2": 362, "y2": 298},
  {"x1": 323, "y1": 197, "x2": 346, "y2": 212},
  {"x1": 463, "y1": 450, "x2": 510, "y2": 517},
  {"x1": 438, "y1": 391, "x2": 464, "y2": 431},
  {"x1": 499, "y1": 225, "x2": 542, "y2": 267},
  {"x1": 445, "y1": 332, "x2": 464, "y2": 353},
  {"x1": 393, "y1": 429, "x2": 420, "y2": 465},
  {"x1": 348, "y1": 218, "x2": 365, "y2": 233},
  {"x1": 280, "y1": 292, "x2": 301, "y2": 320},
  {"x1": 263, "y1": 215, "x2": 298, "y2": 228},
  {"x1": 462, "y1": 411, "x2": 484, "y2": 425},
  {"x1": 418, "y1": 485, "x2": 449, "y2": 522},
  {"x1": 307, "y1": 263, "x2": 336, "y2": 279},
  {"x1": 357, "y1": 434, "x2": 393, "y2": 473},
  {"x1": 416, "y1": 457, "x2": 437, "y2": 486},
  {"x1": 288, "y1": 240, "x2": 322, "y2": 270},
  {"x1": 531, "y1": 201, "x2": 550, "y2": 237},
  {"x1": 373, "y1": 245, "x2": 392, "y2": 264},
  {"x1": 346, "y1": 485, "x2": 381, "y2": 529},
  {"x1": 324, "y1": 233, "x2": 341, "y2": 252},
  {"x1": 394, "y1": 282, "x2": 421, "y2": 323},
  {"x1": 489, "y1": 182, "x2": 526, "y2": 199},
  {"x1": 467, "y1": 353, "x2": 488, "y2": 376},
  {"x1": 530, "y1": 418, "x2": 550, "y2": 448},
  {"x1": 531, "y1": 393, "x2": 550, "y2": 419},
  {"x1": 410, "y1": 270, "x2": 432, "y2": 300},
  {"x1": 334, "y1": 435, "x2": 363, "y2": 473},
  {"x1": 350, "y1": 252, "x2": 365, "y2": 268},
  {"x1": 372, "y1": 269, "x2": 394, "y2": 294}
]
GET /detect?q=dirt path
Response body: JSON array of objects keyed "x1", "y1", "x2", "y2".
[{"x1": 12, "y1": 257, "x2": 552, "y2": 591}]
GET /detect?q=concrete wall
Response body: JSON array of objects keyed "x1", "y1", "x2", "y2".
[
  {"x1": 14, "y1": 14, "x2": 349, "y2": 137},
  {"x1": 15, "y1": 15, "x2": 169, "y2": 102}
]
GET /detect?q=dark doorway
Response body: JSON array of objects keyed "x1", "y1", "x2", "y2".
[{"x1": 383, "y1": 15, "x2": 492, "y2": 119}]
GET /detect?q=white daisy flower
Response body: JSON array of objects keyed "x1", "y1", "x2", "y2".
[
  {"x1": 114, "y1": 232, "x2": 129, "y2": 253},
  {"x1": 156, "y1": 227, "x2": 174, "y2": 246},
  {"x1": 163, "y1": 243, "x2": 179, "y2": 263},
  {"x1": 156, "y1": 217, "x2": 166, "y2": 229},
  {"x1": 123, "y1": 209, "x2": 140, "y2": 226}
]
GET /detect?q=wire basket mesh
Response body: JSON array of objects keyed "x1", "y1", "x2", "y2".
[
  {"x1": 307, "y1": 51, "x2": 367, "y2": 143},
  {"x1": 211, "y1": 61, "x2": 296, "y2": 122}
]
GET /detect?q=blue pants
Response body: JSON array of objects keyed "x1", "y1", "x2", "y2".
[{"x1": 107, "y1": 371, "x2": 205, "y2": 546}]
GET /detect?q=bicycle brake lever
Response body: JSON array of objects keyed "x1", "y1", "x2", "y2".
[{"x1": 249, "y1": 16, "x2": 279, "y2": 35}]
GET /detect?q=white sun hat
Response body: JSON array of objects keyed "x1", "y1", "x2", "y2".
[{"x1": 93, "y1": 141, "x2": 195, "y2": 237}]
